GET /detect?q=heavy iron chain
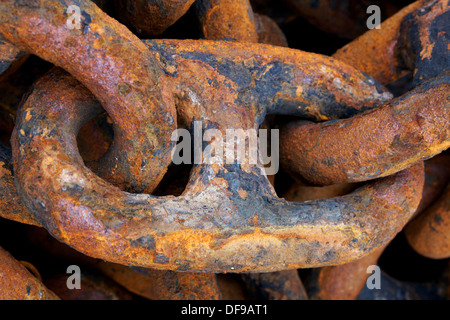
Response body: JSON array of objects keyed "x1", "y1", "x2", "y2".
[{"x1": 0, "y1": 0, "x2": 448, "y2": 299}]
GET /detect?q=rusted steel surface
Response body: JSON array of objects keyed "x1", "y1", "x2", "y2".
[
  {"x1": 280, "y1": 1, "x2": 449, "y2": 186},
  {"x1": 0, "y1": 0, "x2": 447, "y2": 300},
  {"x1": 115, "y1": 0, "x2": 195, "y2": 36},
  {"x1": 280, "y1": 77, "x2": 449, "y2": 185},
  {"x1": 147, "y1": 38, "x2": 392, "y2": 121},
  {"x1": 254, "y1": 13, "x2": 288, "y2": 47},
  {"x1": 45, "y1": 271, "x2": 134, "y2": 300},
  {"x1": 96, "y1": 262, "x2": 222, "y2": 300},
  {"x1": 396, "y1": 0, "x2": 450, "y2": 87},
  {"x1": 0, "y1": 0, "x2": 177, "y2": 193},
  {"x1": 0, "y1": 246, "x2": 59, "y2": 300},
  {"x1": 404, "y1": 183, "x2": 450, "y2": 259},
  {"x1": 414, "y1": 154, "x2": 450, "y2": 216},
  {"x1": 1, "y1": 0, "x2": 416, "y2": 272},
  {"x1": 305, "y1": 247, "x2": 385, "y2": 300},
  {"x1": 196, "y1": 0, "x2": 258, "y2": 42},
  {"x1": 241, "y1": 270, "x2": 308, "y2": 300},
  {"x1": 333, "y1": 0, "x2": 448, "y2": 85},
  {"x1": 11, "y1": 65, "x2": 425, "y2": 269},
  {"x1": 22, "y1": 223, "x2": 223, "y2": 300}
]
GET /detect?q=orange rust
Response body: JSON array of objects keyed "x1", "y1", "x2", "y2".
[
  {"x1": 308, "y1": 247, "x2": 385, "y2": 300},
  {"x1": 333, "y1": 0, "x2": 424, "y2": 84},
  {"x1": 7, "y1": 63, "x2": 422, "y2": 271},
  {"x1": 0, "y1": 246, "x2": 59, "y2": 300},
  {"x1": 254, "y1": 13, "x2": 288, "y2": 47},
  {"x1": 196, "y1": 0, "x2": 258, "y2": 42},
  {"x1": 280, "y1": 79, "x2": 449, "y2": 185},
  {"x1": 0, "y1": 0, "x2": 177, "y2": 193},
  {"x1": 414, "y1": 154, "x2": 450, "y2": 217},
  {"x1": 19, "y1": 261, "x2": 43, "y2": 282},
  {"x1": 404, "y1": 183, "x2": 450, "y2": 259},
  {"x1": 96, "y1": 262, "x2": 222, "y2": 300},
  {"x1": 0, "y1": 0, "x2": 431, "y2": 274},
  {"x1": 0, "y1": 35, "x2": 25, "y2": 77}
]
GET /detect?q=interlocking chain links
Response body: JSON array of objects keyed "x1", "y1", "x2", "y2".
[
  {"x1": 12, "y1": 68, "x2": 422, "y2": 272},
  {"x1": 24, "y1": 224, "x2": 223, "y2": 300},
  {"x1": 280, "y1": 0, "x2": 449, "y2": 185},
  {"x1": 412, "y1": 153, "x2": 450, "y2": 217},
  {"x1": 0, "y1": 0, "x2": 177, "y2": 193},
  {"x1": 115, "y1": 0, "x2": 196, "y2": 36},
  {"x1": 253, "y1": 13, "x2": 288, "y2": 47},
  {"x1": 1, "y1": 0, "x2": 425, "y2": 272},
  {"x1": 95, "y1": 262, "x2": 222, "y2": 300},
  {"x1": 0, "y1": 246, "x2": 59, "y2": 300},
  {"x1": 293, "y1": 154, "x2": 448, "y2": 299},
  {"x1": 280, "y1": 78, "x2": 449, "y2": 185}
]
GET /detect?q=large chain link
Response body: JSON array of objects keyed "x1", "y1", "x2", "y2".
[{"x1": 0, "y1": 0, "x2": 448, "y2": 300}]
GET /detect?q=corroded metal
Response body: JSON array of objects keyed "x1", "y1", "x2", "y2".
[
  {"x1": 280, "y1": 77, "x2": 449, "y2": 185},
  {"x1": 115, "y1": 0, "x2": 195, "y2": 35},
  {"x1": 196, "y1": 0, "x2": 258, "y2": 42},
  {"x1": 333, "y1": 0, "x2": 423, "y2": 84},
  {"x1": 305, "y1": 247, "x2": 384, "y2": 300},
  {"x1": 0, "y1": 0, "x2": 446, "y2": 298},
  {"x1": 280, "y1": 1, "x2": 449, "y2": 186},
  {"x1": 8, "y1": 46, "x2": 424, "y2": 272},
  {"x1": 333, "y1": 0, "x2": 448, "y2": 85},
  {"x1": 0, "y1": 142, "x2": 39, "y2": 226},
  {"x1": 0, "y1": 2, "x2": 423, "y2": 272},
  {"x1": 414, "y1": 154, "x2": 450, "y2": 217},
  {"x1": 23, "y1": 225, "x2": 222, "y2": 300},
  {"x1": 96, "y1": 262, "x2": 222, "y2": 300},
  {"x1": 404, "y1": 183, "x2": 450, "y2": 259},
  {"x1": 0, "y1": 246, "x2": 59, "y2": 300},
  {"x1": 254, "y1": 13, "x2": 288, "y2": 47},
  {"x1": 0, "y1": 35, "x2": 25, "y2": 76},
  {"x1": 0, "y1": 0, "x2": 177, "y2": 193}
]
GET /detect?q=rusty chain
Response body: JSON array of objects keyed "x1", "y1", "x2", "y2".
[{"x1": 0, "y1": 0, "x2": 448, "y2": 300}]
